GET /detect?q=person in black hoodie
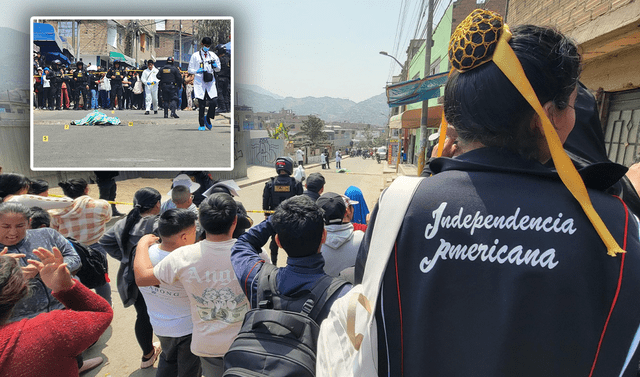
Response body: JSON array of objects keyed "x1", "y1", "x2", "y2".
[{"x1": 356, "y1": 11, "x2": 640, "y2": 377}]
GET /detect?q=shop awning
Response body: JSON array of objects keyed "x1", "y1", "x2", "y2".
[
  {"x1": 34, "y1": 23, "x2": 75, "y2": 65},
  {"x1": 109, "y1": 51, "x2": 136, "y2": 66},
  {"x1": 386, "y1": 71, "x2": 448, "y2": 108},
  {"x1": 389, "y1": 106, "x2": 443, "y2": 129}
]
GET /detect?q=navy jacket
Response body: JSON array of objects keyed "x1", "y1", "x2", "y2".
[
  {"x1": 357, "y1": 147, "x2": 640, "y2": 377},
  {"x1": 231, "y1": 218, "x2": 351, "y2": 324}
]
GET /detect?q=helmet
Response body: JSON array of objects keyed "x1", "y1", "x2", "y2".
[
  {"x1": 113, "y1": 60, "x2": 120, "y2": 66},
  {"x1": 76, "y1": 61, "x2": 83, "y2": 67},
  {"x1": 275, "y1": 157, "x2": 294, "y2": 175},
  {"x1": 52, "y1": 59, "x2": 61, "y2": 65},
  {"x1": 215, "y1": 44, "x2": 226, "y2": 55},
  {"x1": 166, "y1": 57, "x2": 174, "y2": 65}
]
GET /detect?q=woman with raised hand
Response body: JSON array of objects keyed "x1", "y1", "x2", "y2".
[
  {"x1": 99, "y1": 187, "x2": 162, "y2": 369},
  {"x1": 0, "y1": 246, "x2": 112, "y2": 376},
  {"x1": 350, "y1": 10, "x2": 640, "y2": 376},
  {"x1": 0, "y1": 202, "x2": 81, "y2": 322}
]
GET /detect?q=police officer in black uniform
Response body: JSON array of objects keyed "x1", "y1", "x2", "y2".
[
  {"x1": 262, "y1": 157, "x2": 304, "y2": 264},
  {"x1": 157, "y1": 57, "x2": 183, "y2": 118},
  {"x1": 49, "y1": 59, "x2": 65, "y2": 110},
  {"x1": 215, "y1": 45, "x2": 231, "y2": 113},
  {"x1": 107, "y1": 60, "x2": 125, "y2": 110},
  {"x1": 72, "y1": 61, "x2": 89, "y2": 110}
]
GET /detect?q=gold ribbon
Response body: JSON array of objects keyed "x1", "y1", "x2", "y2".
[{"x1": 491, "y1": 25, "x2": 624, "y2": 256}]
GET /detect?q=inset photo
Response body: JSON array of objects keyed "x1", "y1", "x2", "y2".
[{"x1": 30, "y1": 17, "x2": 233, "y2": 170}]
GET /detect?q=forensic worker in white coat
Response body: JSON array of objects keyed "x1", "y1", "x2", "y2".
[
  {"x1": 188, "y1": 37, "x2": 221, "y2": 131},
  {"x1": 141, "y1": 59, "x2": 159, "y2": 115}
]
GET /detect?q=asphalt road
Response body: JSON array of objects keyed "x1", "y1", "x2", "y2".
[
  {"x1": 60, "y1": 156, "x2": 392, "y2": 376},
  {"x1": 31, "y1": 108, "x2": 232, "y2": 170}
]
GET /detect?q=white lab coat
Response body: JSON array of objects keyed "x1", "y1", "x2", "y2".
[{"x1": 187, "y1": 49, "x2": 221, "y2": 99}]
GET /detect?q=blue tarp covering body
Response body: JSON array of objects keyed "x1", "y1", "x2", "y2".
[
  {"x1": 386, "y1": 71, "x2": 448, "y2": 108},
  {"x1": 33, "y1": 23, "x2": 72, "y2": 65}
]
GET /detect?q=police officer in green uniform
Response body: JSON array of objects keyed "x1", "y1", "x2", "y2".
[{"x1": 158, "y1": 57, "x2": 183, "y2": 118}]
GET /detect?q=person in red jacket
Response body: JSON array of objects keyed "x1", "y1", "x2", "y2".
[{"x1": 0, "y1": 246, "x2": 113, "y2": 376}]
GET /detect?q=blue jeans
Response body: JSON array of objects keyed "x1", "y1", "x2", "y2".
[
  {"x1": 91, "y1": 89, "x2": 98, "y2": 109},
  {"x1": 178, "y1": 87, "x2": 183, "y2": 109}
]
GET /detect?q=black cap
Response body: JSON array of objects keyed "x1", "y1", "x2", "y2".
[
  {"x1": 306, "y1": 173, "x2": 325, "y2": 193},
  {"x1": 316, "y1": 192, "x2": 346, "y2": 225}
]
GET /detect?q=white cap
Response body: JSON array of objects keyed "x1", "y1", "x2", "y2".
[
  {"x1": 202, "y1": 180, "x2": 241, "y2": 198},
  {"x1": 428, "y1": 132, "x2": 440, "y2": 141},
  {"x1": 167, "y1": 174, "x2": 201, "y2": 196}
]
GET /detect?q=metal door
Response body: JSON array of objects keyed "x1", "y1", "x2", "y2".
[{"x1": 604, "y1": 89, "x2": 640, "y2": 167}]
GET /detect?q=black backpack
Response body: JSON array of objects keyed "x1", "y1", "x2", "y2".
[
  {"x1": 222, "y1": 263, "x2": 349, "y2": 377},
  {"x1": 67, "y1": 237, "x2": 109, "y2": 289}
]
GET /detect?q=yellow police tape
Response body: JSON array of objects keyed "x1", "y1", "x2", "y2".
[{"x1": 49, "y1": 194, "x2": 274, "y2": 213}]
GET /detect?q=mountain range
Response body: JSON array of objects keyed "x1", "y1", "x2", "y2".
[
  {"x1": 236, "y1": 84, "x2": 389, "y2": 127},
  {"x1": 0, "y1": 27, "x2": 30, "y2": 94},
  {"x1": 1, "y1": 26, "x2": 390, "y2": 126}
]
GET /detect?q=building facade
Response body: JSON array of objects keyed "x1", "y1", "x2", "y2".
[
  {"x1": 507, "y1": 0, "x2": 640, "y2": 167},
  {"x1": 38, "y1": 19, "x2": 157, "y2": 69}
]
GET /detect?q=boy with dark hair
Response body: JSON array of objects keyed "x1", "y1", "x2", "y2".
[
  {"x1": 134, "y1": 193, "x2": 250, "y2": 377},
  {"x1": 135, "y1": 209, "x2": 201, "y2": 377},
  {"x1": 29, "y1": 207, "x2": 51, "y2": 229},
  {"x1": 231, "y1": 195, "x2": 352, "y2": 324}
]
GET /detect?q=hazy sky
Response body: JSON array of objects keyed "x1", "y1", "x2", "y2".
[{"x1": 2, "y1": 0, "x2": 429, "y2": 102}]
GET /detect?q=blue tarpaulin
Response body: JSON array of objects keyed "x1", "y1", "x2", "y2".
[
  {"x1": 33, "y1": 23, "x2": 72, "y2": 65},
  {"x1": 386, "y1": 71, "x2": 449, "y2": 108}
]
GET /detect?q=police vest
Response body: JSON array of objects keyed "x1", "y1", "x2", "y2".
[
  {"x1": 270, "y1": 176, "x2": 297, "y2": 207},
  {"x1": 159, "y1": 67, "x2": 177, "y2": 84},
  {"x1": 74, "y1": 70, "x2": 87, "y2": 84},
  {"x1": 110, "y1": 69, "x2": 124, "y2": 83}
]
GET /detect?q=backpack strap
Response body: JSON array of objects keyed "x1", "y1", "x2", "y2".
[
  {"x1": 256, "y1": 263, "x2": 278, "y2": 309},
  {"x1": 305, "y1": 275, "x2": 350, "y2": 322}
]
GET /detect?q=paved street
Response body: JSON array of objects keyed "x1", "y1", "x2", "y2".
[
  {"x1": 31, "y1": 108, "x2": 232, "y2": 170},
  {"x1": 50, "y1": 156, "x2": 396, "y2": 376}
]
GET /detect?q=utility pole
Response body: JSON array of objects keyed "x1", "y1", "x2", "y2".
[
  {"x1": 179, "y1": 21, "x2": 182, "y2": 68},
  {"x1": 417, "y1": 0, "x2": 435, "y2": 176}
]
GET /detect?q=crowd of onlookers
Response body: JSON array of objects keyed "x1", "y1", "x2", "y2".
[
  {"x1": 0, "y1": 164, "x2": 368, "y2": 376},
  {"x1": 31, "y1": 47, "x2": 231, "y2": 114}
]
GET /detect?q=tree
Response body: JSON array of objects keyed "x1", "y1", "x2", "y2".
[
  {"x1": 196, "y1": 20, "x2": 231, "y2": 46},
  {"x1": 301, "y1": 115, "x2": 327, "y2": 146}
]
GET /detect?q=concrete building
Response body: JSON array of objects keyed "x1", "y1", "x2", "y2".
[
  {"x1": 155, "y1": 19, "x2": 199, "y2": 70},
  {"x1": 37, "y1": 19, "x2": 157, "y2": 69},
  {"x1": 387, "y1": 0, "x2": 508, "y2": 166},
  {"x1": 507, "y1": 0, "x2": 640, "y2": 167}
]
